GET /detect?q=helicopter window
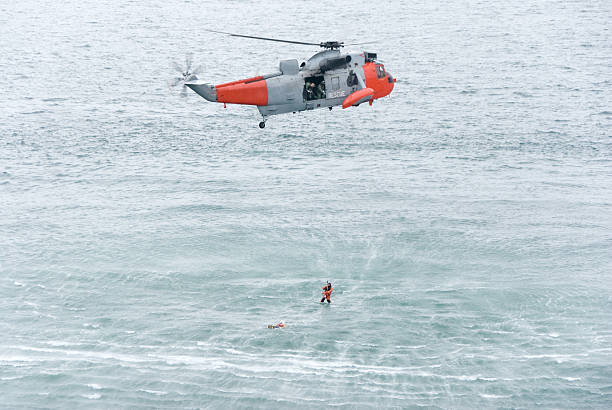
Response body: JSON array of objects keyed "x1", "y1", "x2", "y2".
[
  {"x1": 376, "y1": 65, "x2": 386, "y2": 79},
  {"x1": 347, "y1": 71, "x2": 358, "y2": 87},
  {"x1": 303, "y1": 76, "x2": 326, "y2": 101},
  {"x1": 331, "y1": 77, "x2": 340, "y2": 91}
]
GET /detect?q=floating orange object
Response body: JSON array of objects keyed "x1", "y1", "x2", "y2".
[{"x1": 342, "y1": 88, "x2": 374, "y2": 109}]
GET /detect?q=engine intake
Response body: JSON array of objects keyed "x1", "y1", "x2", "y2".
[{"x1": 319, "y1": 56, "x2": 351, "y2": 73}]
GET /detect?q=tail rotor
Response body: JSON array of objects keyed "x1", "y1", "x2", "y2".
[{"x1": 169, "y1": 53, "x2": 202, "y2": 97}]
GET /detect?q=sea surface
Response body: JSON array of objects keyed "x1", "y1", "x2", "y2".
[{"x1": 1, "y1": 0, "x2": 611, "y2": 408}]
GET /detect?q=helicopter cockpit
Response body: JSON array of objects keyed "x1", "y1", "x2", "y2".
[{"x1": 377, "y1": 63, "x2": 395, "y2": 84}]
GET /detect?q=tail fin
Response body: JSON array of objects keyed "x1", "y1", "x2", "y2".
[{"x1": 185, "y1": 81, "x2": 217, "y2": 102}]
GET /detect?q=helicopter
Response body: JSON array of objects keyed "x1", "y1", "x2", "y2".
[{"x1": 171, "y1": 30, "x2": 396, "y2": 128}]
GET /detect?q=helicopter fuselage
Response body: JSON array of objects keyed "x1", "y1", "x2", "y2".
[{"x1": 186, "y1": 49, "x2": 395, "y2": 125}]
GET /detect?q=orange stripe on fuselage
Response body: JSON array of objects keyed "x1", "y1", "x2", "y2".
[
  {"x1": 216, "y1": 76, "x2": 264, "y2": 88},
  {"x1": 215, "y1": 76, "x2": 268, "y2": 106}
]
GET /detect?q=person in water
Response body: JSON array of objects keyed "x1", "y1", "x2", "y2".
[
  {"x1": 320, "y1": 281, "x2": 333, "y2": 303},
  {"x1": 268, "y1": 322, "x2": 285, "y2": 329}
]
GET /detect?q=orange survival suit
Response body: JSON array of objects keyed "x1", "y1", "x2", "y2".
[{"x1": 321, "y1": 283, "x2": 333, "y2": 303}]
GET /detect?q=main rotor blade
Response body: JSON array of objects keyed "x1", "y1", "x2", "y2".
[
  {"x1": 345, "y1": 40, "x2": 378, "y2": 46},
  {"x1": 205, "y1": 29, "x2": 320, "y2": 46}
]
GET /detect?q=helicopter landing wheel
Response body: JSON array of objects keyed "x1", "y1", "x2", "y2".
[{"x1": 258, "y1": 121, "x2": 266, "y2": 129}]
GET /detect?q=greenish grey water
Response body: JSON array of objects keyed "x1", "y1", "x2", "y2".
[{"x1": 1, "y1": 0, "x2": 611, "y2": 408}]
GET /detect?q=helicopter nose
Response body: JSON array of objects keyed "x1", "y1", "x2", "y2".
[{"x1": 386, "y1": 72, "x2": 396, "y2": 96}]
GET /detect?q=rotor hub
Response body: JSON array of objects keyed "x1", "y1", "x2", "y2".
[{"x1": 319, "y1": 41, "x2": 344, "y2": 50}]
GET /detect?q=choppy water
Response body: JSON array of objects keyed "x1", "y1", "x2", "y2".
[{"x1": 1, "y1": 0, "x2": 611, "y2": 408}]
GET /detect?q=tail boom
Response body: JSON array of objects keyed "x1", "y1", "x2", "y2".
[{"x1": 187, "y1": 75, "x2": 272, "y2": 106}]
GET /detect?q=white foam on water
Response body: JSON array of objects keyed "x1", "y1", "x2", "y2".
[
  {"x1": 0, "y1": 354, "x2": 43, "y2": 364},
  {"x1": 44, "y1": 341, "x2": 85, "y2": 347},
  {"x1": 2, "y1": 345, "x2": 160, "y2": 366},
  {"x1": 139, "y1": 389, "x2": 167, "y2": 395},
  {"x1": 480, "y1": 394, "x2": 512, "y2": 399}
]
